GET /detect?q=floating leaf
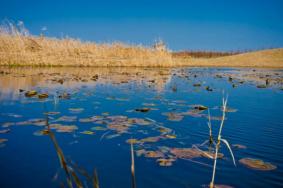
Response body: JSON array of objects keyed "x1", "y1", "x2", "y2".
[
  {"x1": 44, "y1": 112, "x2": 60, "y2": 116},
  {"x1": 25, "y1": 90, "x2": 37, "y2": 97},
  {"x1": 163, "y1": 112, "x2": 184, "y2": 122},
  {"x1": 239, "y1": 158, "x2": 277, "y2": 171},
  {"x1": 170, "y1": 148, "x2": 202, "y2": 159},
  {"x1": 135, "y1": 149, "x2": 147, "y2": 157},
  {"x1": 126, "y1": 139, "x2": 140, "y2": 144},
  {"x1": 56, "y1": 116, "x2": 77, "y2": 122},
  {"x1": 80, "y1": 130, "x2": 95, "y2": 135},
  {"x1": 38, "y1": 93, "x2": 49, "y2": 99},
  {"x1": 91, "y1": 126, "x2": 107, "y2": 131},
  {"x1": 144, "y1": 151, "x2": 164, "y2": 158},
  {"x1": 33, "y1": 129, "x2": 50, "y2": 136},
  {"x1": 135, "y1": 108, "x2": 151, "y2": 113},
  {"x1": 129, "y1": 118, "x2": 151, "y2": 125},
  {"x1": 140, "y1": 136, "x2": 160, "y2": 143},
  {"x1": 164, "y1": 134, "x2": 177, "y2": 139},
  {"x1": 157, "y1": 158, "x2": 175, "y2": 166}
]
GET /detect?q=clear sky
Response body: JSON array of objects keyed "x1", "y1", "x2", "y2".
[{"x1": 1, "y1": 0, "x2": 283, "y2": 51}]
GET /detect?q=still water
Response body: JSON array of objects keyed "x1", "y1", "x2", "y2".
[{"x1": 0, "y1": 67, "x2": 282, "y2": 188}]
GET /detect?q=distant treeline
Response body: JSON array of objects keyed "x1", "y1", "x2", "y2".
[{"x1": 172, "y1": 51, "x2": 242, "y2": 58}]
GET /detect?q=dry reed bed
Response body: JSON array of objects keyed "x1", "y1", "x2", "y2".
[{"x1": 0, "y1": 34, "x2": 173, "y2": 67}]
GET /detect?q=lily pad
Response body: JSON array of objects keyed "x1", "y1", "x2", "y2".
[
  {"x1": 170, "y1": 148, "x2": 202, "y2": 159},
  {"x1": 25, "y1": 90, "x2": 37, "y2": 97},
  {"x1": 193, "y1": 105, "x2": 208, "y2": 111},
  {"x1": 145, "y1": 151, "x2": 165, "y2": 158},
  {"x1": 38, "y1": 93, "x2": 49, "y2": 99},
  {"x1": 140, "y1": 136, "x2": 160, "y2": 143},
  {"x1": 157, "y1": 158, "x2": 176, "y2": 166},
  {"x1": 56, "y1": 116, "x2": 77, "y2": 122},
  {"x1": 239, "y1": 158, "x2": 277, "y2": 171},
  {"x1": 135, "y1": 108, "x2": 151, "y2": 113},
  {"x1": 33, "y1": 129, "x2": 50, "y2": 136},
  {"x1": 91, "y1": 126, "x2": 107, "y2": 131},
  {"x1": 126, "y1": 138, "x2": 140, "y2": 144},
  {"x1": 162, "y1": 112, "x2": 184, "y2": 121},
  {"x1": 80, "y1": 130, "x2": 95, "y2": 135},
  {"x1": 54, "y1": 125, "x2": 78, "y2": 133}
]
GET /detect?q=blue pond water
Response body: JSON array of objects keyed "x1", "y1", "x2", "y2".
[{"x1": 0, "y1": 67, "x2": 282, "y2": 188}]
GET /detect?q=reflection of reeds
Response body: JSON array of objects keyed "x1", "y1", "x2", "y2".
[
  {"x1": 45, "y1": 115, "x2": 99, "y2": 188},
  {"x1": 131, "y1": 142, "x2": 136, "y2": 188}
]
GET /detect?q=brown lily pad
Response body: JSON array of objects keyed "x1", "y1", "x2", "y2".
[
  {"x1": 157, "y1": 158, "x2": 176, "y2": 166},
  {"x1": 170, "y1": 148, "x2": 202, "y2": 159},
  {"x1": 126, "y1": 138, "x2": 140, "y2": 144},
  {"x1": 239, "y1": 158, "x2": 277, "y2": 171},
  {"x1": 145, "y1": 151, "x2": 165, "y2": 158},
  {"x1": 162, "y1": 112, "x2": 184, "y2": 121},
  {"x1": 140, "y1": 136, "x2": 160, "y2": 143},
  {"x1": 25, "y1": 90, "x2": 37, "y2": 97},
  {"x1": 38, "y1": 93, "x2": 49, "y2": 99}
]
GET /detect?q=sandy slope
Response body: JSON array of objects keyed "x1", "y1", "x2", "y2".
[{"x1": 174, "y1": 48, "x2": 283, "y2": 68}]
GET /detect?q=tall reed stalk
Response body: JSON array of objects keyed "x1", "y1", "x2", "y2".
[{"x1": 209, "y1": 96, "x2": 236, "y2": 188}]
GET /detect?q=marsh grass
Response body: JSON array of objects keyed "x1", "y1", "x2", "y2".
[{"x1": 0, "y1": 21, "x2": 173, "y2": 67}]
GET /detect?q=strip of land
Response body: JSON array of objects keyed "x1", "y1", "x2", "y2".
[{"x1": 0, "y1": 34, "x2": 282, "y2": 68}]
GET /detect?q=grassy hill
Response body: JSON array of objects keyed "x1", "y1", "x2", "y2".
[{"x1": 174, "y1": 48, "x2": 283, "y2": 68}]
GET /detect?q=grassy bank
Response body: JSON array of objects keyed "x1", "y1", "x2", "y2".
[{"x1": 0, "y1": 34, "x2": 174, "y2": 67}]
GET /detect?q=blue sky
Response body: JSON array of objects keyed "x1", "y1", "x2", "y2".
[{"x1": 1, "y1": 0, "x2": 283, "y2": 51}]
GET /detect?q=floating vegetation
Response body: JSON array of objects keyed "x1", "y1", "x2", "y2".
[
  {"x1": 192, "y1": 105, "x2": 208, "y2": 111},
  {"x1": 44, "y1": 111, "x2": 60, "y2": 116},
  {"x1": 80, "y1": 130, "x2": 95, "y2": 135},
  {"x1": 162, "y1": 112, "x2": 184, "y2": 121},
  {"x1": 239, "y1": 158, "x2": 277, "y2": 171},
  {"x1": 156, "y1": 158, "x2": 176, "y2": 166},
  {"x1": 50, "y1": 124, "x2": 78, "y2": 133},
  {"x1": 140, "y1": 136, "x2": 161, "y2": 143},
  {"x1": 144, "y1": 150, "x2": 165, "y2": 158},
  {"x1": 135, "y1": 108, "x2": 151, "y2": 113},
  {"x1": 55, "y1": 116, "x2": 77, "y2": 122},
  {"x1": 170, "y1": 148, "x2": 202, "y2": 159},
  {"x1": 126, "y1": 139, "x2": 140, "y2": 144},
  {"x1": 91, "y1": 126, "x2": 107, "y2": 131},
  {"x1": 38, "y1": 93, "x2": 49, "y2": 99},
  {"x1": 33, "y1": 129, "x2": 50, "y2": 136},
  {"x1": 25, "y1": 90, "x2": 37, "y2": 97}
]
